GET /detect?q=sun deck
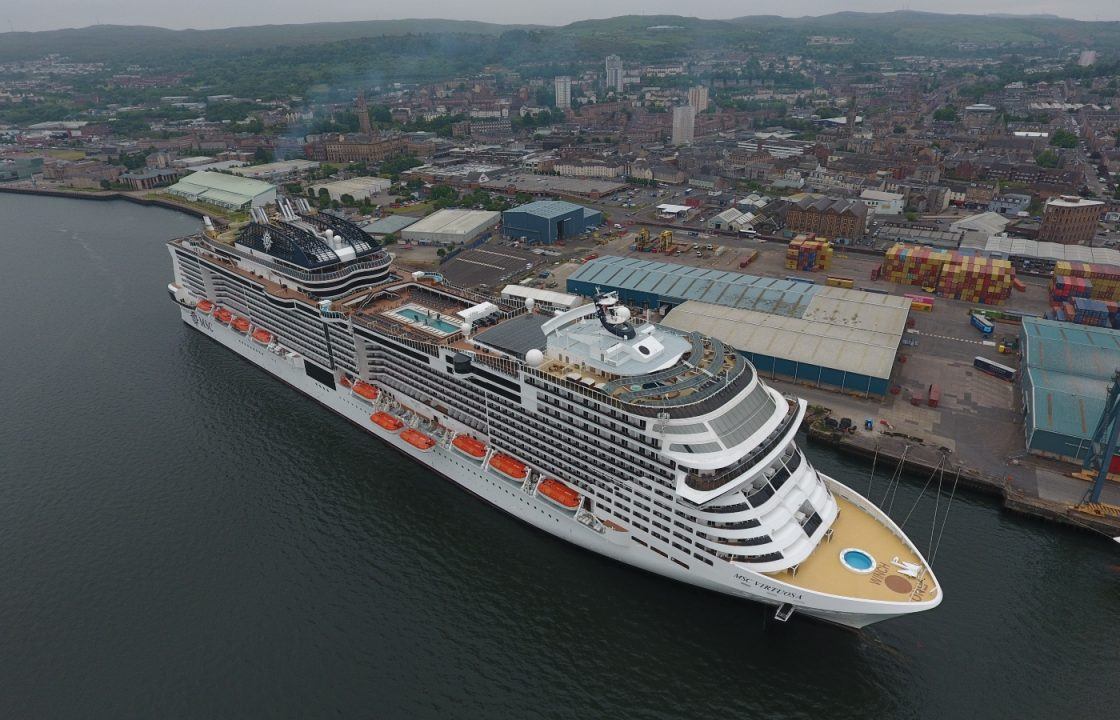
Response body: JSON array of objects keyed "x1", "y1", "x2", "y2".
[{"x1": 768, "y1": 496, "x2": 939, "y2": 604}]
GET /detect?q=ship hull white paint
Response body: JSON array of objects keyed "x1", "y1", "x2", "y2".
[{"x1": 177, "y1": 302, "x2": 936, "y2": 629}]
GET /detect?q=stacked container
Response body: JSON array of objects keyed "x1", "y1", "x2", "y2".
[
  {"x1": 882, "y1": 244, "x2": 953, "y2": 288},
  {"x1": 1052, "y1": 261, "x2": 1120, "y2": 301},
  {"x1": 936, "y1": 256, "x2": 1014, "y2": 305},
  {"x1": 1050, "y1": 275, "x2": 1093, "y2": 302},
  {"x1": 785, "y1": 235, "x2": 833, "y2": 272}
]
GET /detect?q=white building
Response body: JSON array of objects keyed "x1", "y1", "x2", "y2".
[
  {"x1": 687, "y1": 85, "x2": 709, "y2": 113},
  {"x1": 605, "y1": 55, "x2": 623, "y2": 93},
  {"x1": 166, "y1": 171, "x2": 276, "y2": 210},
  {"x1": 554, "y1": 76, "x2": 572, "y2": 110},
  {"x1": 310, "y1": 176, "x2": 391, "y2": 202},
  {"x1": 671, "y1": 105, "x2": 695, "y2": 146},
  {"x1": 400, "y1": 209, "x2": 501, "y2": 246},
  {"x1": 859, "y1": 189, "x2": 905, "y2": 215}
]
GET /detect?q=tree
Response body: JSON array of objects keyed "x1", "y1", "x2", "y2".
[
  {"x1": 253, "y1": 146, "x2": 273, "y2": 163},
  {"x1": 340, "y1": 194, "x2": 355, "y2": 206},
  {"x1": 1049, "y1": 129, "x2": 1078, "y2": 149},
  {"x1": 933, "y1": 106, "x2": 958, "y2": 122},
  {"x1": 318, "y1": 187, "x2": 330, "y2": 199},
  {"x1": 1035, "y1": 150, "x2": 1060, "y2": 168}
]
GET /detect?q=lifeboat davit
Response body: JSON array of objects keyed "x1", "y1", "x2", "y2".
[
  {"x1": 251, "y1": 328, "x2": 272, "y2": 345},
  {"x1": 489, "y1": 453, "x2": 528, "y2": 481},
  {"x1": 353, "y1": 381, "x2": 379, "y2": 401},
  {"x1": 213, "y1": 308, "x2": 232, "y2": 325},
  {"x1": 196, "y1": 299, "x2": 214, "y2": 314},
  {"x1": 231, "y1": 317, "x2": 250, "y2": 333},
  {"x1": 401, "y1": 428, "x2": 436, "y2": 451},
  {"x1": 538, "y1": 478, "x2": 581, "y2": 510},
  {"x1": 370, "y1": 411, "x2": 403, "y2": 433},
  {"x1": 452, "y1": 434, "x2": 487, "y2": 459},
  {"x1": 340, "y1": 375, "x2": 353, "y2": 389}
]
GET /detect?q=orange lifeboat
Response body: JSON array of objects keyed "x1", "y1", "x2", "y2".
[
  {"x1": 213, "y1": 308, "x2": 232, "y2": 325},
  {"x1": 489, "y1": 453, "x2": 528, "y2": 481},
  {"x1": 231, "y1": 317, "x2": 250, "y2": 333},
  {"x1": 353, "y1": 381, "x2": 379, "y2": 401},
  {"x1": 370, "y1": 411, "x2": 403, "y2": 433},
  {"x1": 538, "y1": 479, "x2": 581, "y2": 510},
  {"x1": 196, "y1": 299, "x2": 214, "y2": 314},
  {"x1": 251, "y1": 328, "x2": 272, "y2": 345},
  {"x1": 401, "y1": 428, "x2": 436, "y2": 451},
  {"x1": 452, "y1": 434, "x2": 487, "y2": 459}
]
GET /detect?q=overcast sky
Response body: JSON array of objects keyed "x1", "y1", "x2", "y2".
[{"x1": 3, "y1": 1, "x2": 1117, "y2": 33}]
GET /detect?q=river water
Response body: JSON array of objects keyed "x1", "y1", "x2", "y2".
[{"x1": 1, "y1": 194, "x2": 1117, "y2": 719}]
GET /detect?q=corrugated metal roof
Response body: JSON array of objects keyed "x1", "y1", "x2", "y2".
[
  {"x1": 568, "y1": 256, "x2": 911, "y2": 328},
  {"x1": 1022, "y1": 317, "x2": 1120, "y2": 381},
  {"x1": 170, "y1": 171, "x2": 274, "y2": 197},
  {"x1": 662, "y1": 300, "x2": 900, "y2": 380},
  {"x1": 507, "y1": 200, "x2": 585, "y2": 218},
  {"x1": 1022, "y1": 318, "x2": 1120, "y2": 442}
]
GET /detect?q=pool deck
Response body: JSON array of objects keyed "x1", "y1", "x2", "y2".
[{"x1": 767, "y1": 496, "x2": 939, "y2": 604}]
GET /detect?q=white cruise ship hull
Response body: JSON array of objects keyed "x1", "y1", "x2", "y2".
[{"x1": 177, "y1": 302, "x2": 937, "y2": 629}]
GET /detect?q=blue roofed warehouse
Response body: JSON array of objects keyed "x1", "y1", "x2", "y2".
[
  {"x1": 1019, "y1": 317, "x2": 1120, "y2": 462},
  {"x1": 502, "y1": 200, "x2": 603, "y2": 244},
  {"x1": 567, "y1": 256, "x2": 911, "y2": 396}
]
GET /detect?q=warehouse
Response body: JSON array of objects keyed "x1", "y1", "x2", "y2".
[
  {"x1": 1019, "y1": 317, "x2": 1120, "y2": 462},
  {"x1": 166, "y1": 171, "x2": 276, "y2": 210},
  {"x1": 311, "y1": 176, "x2": 391, "y2": 202},
  {"x1": 568, "y1": 255, "x2": 910, "y2": 395},
  {"x1": 229, "y1": 159, "x2": 319, "y2": 181},
  {"x1": 968, "y1": 235, "x2": 1120, "y2": 273},
  {"x1": 400, "y1": 209, "x2": 500, "y2": 246},
  {"x1": 501, "y1": 200, "x2": 602, "y2": 244}
]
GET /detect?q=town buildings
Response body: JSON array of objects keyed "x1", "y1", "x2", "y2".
[{"x1": 604, "y1": 55, "x2": 623, "y2": 93}]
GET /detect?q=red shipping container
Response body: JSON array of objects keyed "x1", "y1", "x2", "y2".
[{"x1": 927, "y1": 384, "x2": 941, "y2": 408}]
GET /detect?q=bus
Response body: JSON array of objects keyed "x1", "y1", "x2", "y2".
[
  {"x1": 970, "y1": 313, "x2": 994, "y2": 335},
  {"x1": 974, "y1": 356, "x2": 1015, "y2": 382}
]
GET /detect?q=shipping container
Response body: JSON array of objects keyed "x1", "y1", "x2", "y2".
[
  {"x1": 826, "y1": 276, "x2": 855, "y2": 289},
  {"x1": 927, "y1": 384, "x2": 941, "y2": 408}
]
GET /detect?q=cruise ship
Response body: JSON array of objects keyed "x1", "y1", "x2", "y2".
[{"x1": 167, "y1": 200, "x2": 942, "y2": 628}]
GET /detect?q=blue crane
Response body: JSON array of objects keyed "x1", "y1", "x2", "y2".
[{"x1": 1083, "y1": 369, "x2": 1120, "y2": 504}]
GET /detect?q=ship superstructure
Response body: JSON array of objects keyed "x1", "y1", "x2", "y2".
[{"x1": 168, "y1": 204, "x2": 942, "y2": 628}]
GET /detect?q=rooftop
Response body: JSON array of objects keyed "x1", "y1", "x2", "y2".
[
  {"x1": 506, "y1": 200, "x2": 586, "y2": 219},
  {"x1": 403, "y1": 208, "x2": 500, "y2": 236},
  {"x1": 168, "y1": 170, "x2": 275, "y2": 200}
]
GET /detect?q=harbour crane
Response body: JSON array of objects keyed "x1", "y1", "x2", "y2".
[{"x1": 1082, "y1": 369, "x2": 1120, "y2": 504}]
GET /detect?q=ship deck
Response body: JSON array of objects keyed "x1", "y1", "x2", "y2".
[{"x1": 767, "y1": 496, "x2": 939, "y2": 604}]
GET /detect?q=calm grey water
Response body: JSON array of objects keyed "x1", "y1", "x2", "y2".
[{"x1": 1, "y1": 193, "x2": 1118, "y2": 719}]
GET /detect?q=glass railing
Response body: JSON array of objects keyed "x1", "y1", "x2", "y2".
[{"x1": 682, "y1": 399, "x2": 799, "y2": 492}]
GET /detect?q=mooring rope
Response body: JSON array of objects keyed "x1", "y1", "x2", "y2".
[{"x1": 931, "y1": 465, "x2": 962, "y2": 563}]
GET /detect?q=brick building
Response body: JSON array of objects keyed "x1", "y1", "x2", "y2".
[
  {"x1": 1038, "y1": 196, "x2": 1104, "y2": 245},
  {"x1": 784, "y1": 196, "x2": 869, "y2": 240}
]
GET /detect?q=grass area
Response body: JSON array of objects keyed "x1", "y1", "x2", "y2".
[
  {"x1": 46, "y1": 149, "x2": 86, "y2": 161},
  {"x1": 387, "y1": 201, "x2": 433, "y2": 216}
]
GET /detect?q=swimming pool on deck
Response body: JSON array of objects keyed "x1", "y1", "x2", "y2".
[{"x1": 384, "y1": 303, "x2": 461, "y2": 337}]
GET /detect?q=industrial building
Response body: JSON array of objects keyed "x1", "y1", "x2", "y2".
[
  {"x1": 360, "y1": 214, "x2": 418, "y2": 240},
  {"x1": 310, "y1": 176, "x2": 391, "y2": 202},
  {"x1": 969, "y1": 235, "x2": 1120, "y2": 272},
  {"x1": 166, "y1": 171, "x2": 276, "y2": 210},
  {"x1": 501, "y1": 200, "x2": 602, "y2": 244},
  {"x1": 567, "y1": 256, "x2": 911, "y2": 396},
  {"x1": 1019, "y1": 317, "x2": 1120, "y2": 462},
  {"x1": 400, "y1": 208, "x2": 500, "y2": 246},
  {"x1": 229, "y1": 159, "x2": 319, "y2": 181}
]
